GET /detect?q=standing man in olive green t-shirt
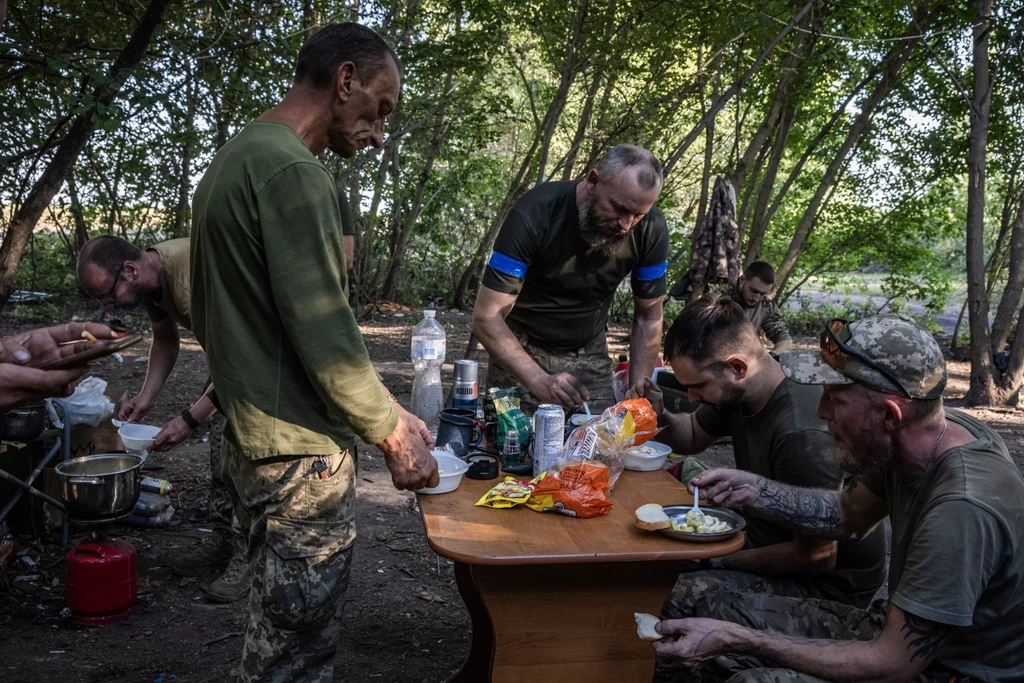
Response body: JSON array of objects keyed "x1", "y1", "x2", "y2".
[
  {"x1": 654, "y1": 315, "x2": 1024, "y2": 683},
  {"x1": 631, "y1": 295, "x2": 885, "y2": 683},
  {"x1": 190, "y1": 23, "x2": 438, "y2": 683}
]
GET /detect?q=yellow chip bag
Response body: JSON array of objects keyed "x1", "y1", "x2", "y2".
[{"x1": 475, "y1": 476, "x2": 535, "y2": 509}]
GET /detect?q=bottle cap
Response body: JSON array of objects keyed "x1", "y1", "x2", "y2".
[{"x1": 424, "y1": 310, "x2": 436, "y2": 318}]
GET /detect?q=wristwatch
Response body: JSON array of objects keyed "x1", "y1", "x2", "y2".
[
  {"x1": 180, "y1": 408, "x2": 201, "y2": 430},
  {"x1": 699, "y1": 558, "x2": 726, "y2": 570}
]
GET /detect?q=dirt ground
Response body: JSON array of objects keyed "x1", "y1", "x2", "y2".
[{"x1": 1, "y1": 303, "x2": 1023, "y2": 683}]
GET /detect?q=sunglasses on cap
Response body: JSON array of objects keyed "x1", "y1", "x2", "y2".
[{"x1": 820, "y1": 318, "x2": 912, "y2": 398}]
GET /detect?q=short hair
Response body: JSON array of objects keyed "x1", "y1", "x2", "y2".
[
  {"x1": 294, "y1": 22, "x2": 399, "y2": 89},
  {"x1": 857, "y1": 384, "x2": 943, "y2": 424},
  {"x1": 664, "y1": 293, "x2": 760, "y2": 364},
  {"x1": 596, "y1": 144, "x2": 663, "y2": 191},
  {"x1": 743, "y1": 260, "x2": 776, "y2": 285},
  {"x1": 78, "y1": 236, "x2": 144, "y2": 280}
]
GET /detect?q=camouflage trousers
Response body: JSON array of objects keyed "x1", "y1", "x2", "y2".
[
  {"x1": 486, "y1": 327, "x2": 615, "y2": 414},
  {"x1": 207, "y1": 415, "x2": 245, "y2": 555},
  {"x1": 653, "y1": 570, "x2": 886, "y2": 683},
  {"x1": 221, "y1": 439, "x2": 356, "y2": 683}
]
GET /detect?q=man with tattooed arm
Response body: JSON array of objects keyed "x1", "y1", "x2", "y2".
[{"x1": 652, "y1": 314, "x2": 1024, "y2": 683}]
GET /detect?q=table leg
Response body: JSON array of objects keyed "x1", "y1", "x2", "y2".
[{"x1": 448, "y1": 560, "x2": 685, "y2": 683}]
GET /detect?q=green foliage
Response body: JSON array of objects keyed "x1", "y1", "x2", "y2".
[{"x1": 1, "y1": 0, "x2": 1020, "y2": 323}]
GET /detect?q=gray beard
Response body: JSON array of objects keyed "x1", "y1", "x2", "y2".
[
  {"x1": 579, "y1": 201, "x2": 629, "y2": 257},
  {"x1": 837, "y1": 439, "x2": 894, "y2": 474}
]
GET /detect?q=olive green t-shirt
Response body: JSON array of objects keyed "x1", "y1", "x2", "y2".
[
  {"x1": 147, "y1": 238, "x2": 193, "y2": 329},
  {"x1": 190, "y1": 120, "x2": 397, "y2": 458},
  {"x1": 696, "y1": 378, "x2": 886, "y2": 606},
  {"x1": 861, "y1": 409, "x2": 1024, "y2": 682}
]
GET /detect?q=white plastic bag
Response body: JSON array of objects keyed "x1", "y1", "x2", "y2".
[{"x1": 45, "y1": 377, "x2": 114, "y2": 428}]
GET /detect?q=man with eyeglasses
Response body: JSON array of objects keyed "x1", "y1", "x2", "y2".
[
  {"x1": 77, "y1": 235, "x2": 248, "y2": 603},
  {"x1": 633, "y1": 295, "x2": 886, "y2": 683},
  {"x1": 650, "y1": 314, "x2": 1024, "y2": 683}
]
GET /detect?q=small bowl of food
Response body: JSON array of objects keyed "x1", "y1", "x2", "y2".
[
  {"x1": 416, "y1": 451, "x2": 470, "y2": 495},
  {"x1": 623, "y1": 440, "x2": 672, "y2": 471}
]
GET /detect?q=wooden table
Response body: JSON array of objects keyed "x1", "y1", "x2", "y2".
[{"x1": 418, "y1": 468, "x2": 745, "y2": 682}]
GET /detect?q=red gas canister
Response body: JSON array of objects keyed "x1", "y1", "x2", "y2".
[{"x1": 66, "y1": 538, "x2": 136, "y2": 624}]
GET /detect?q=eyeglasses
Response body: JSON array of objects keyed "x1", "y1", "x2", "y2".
[
  {"x1": 102, "y1": 265, "x2": 125, "y2": 304},
  {"x1": 820, "y1": 318, "x2": 912, "y2": 398}
]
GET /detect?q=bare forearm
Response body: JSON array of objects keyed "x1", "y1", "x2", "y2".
[
  {"x1": 746, "y1": 477, "x2": 850, "y2": 539},
  {"x1": 475, "y1": 316, "x2": 545, "y2": 388},
  {"x1": 140, "y1": 338, "x2": 178, "y2": 400},
  {"x1": 718, "y1": 539, "x2": 836, "y2": 577},
  {"x1": 188, "y1": 395, "x2": 217, "y2": 422},
  {"x1": 629, "y1": 315, "x2": 661, "y2": 386},
  {"x1": 729, "y1": 626, "x2": 894, "y2": 683},
  {"x1": 657, "y1": 412, "x2": 705, "y2": 454},
  {"x1": 773, "y1": 339, "x2": 793, "y2": 354}
]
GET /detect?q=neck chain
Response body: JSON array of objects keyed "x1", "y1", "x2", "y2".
[{"x1": 923, "y1": 419, "x2": 948, "y2": 475}]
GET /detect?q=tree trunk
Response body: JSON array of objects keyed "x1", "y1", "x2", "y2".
[
  {"x1": 744, "y1": 100, "x2": 796, "y2": 262},
  {"x1": 173, "y1": 59, "x2": 195, "y2": 238},
  {"x1": 991, "y1": 194, "x2": 1024, "y2": 354},
  {"x1": 0, "y1": 0, "x2": 170, "y2": 307},
  {"x1": 695, "y1": 76, "x2": 716, "y2": 229},
  {"x1": 965, "y1": 0, "x2": 996, "y2": 405},
  {"x1": 68, "y1": 170, "x2": 89, "y2": 259},
  {"x1": 534, "y1": 1, "x2": 587, "y2": 184},
  {"x1": 661, "y1": 0, "x2": 816, "y2": 177},
  {"x1": 773, "y1": 3, "x2": 937, "y2": 294}
]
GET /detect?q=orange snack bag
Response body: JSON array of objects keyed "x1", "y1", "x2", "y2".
[
  {"x1": 619, "y1": 398, "x2": 658, "y2": 446},
  {"x1": 525, "y1": 462, "x2": 613, "y2": 518}
]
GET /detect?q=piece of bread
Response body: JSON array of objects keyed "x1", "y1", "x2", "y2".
[
  {"x1": 635, "y1": 612, "x2": 662, "y2": 641},
  {"x1": 634, "y1": 503, "x2": 670, "y2": 531}
]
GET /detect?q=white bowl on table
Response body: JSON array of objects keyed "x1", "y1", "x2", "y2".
[
  {"x1": 417, "y1": 451, "x2": 470, "y2": 495},
  {"x1": 623, "y1": 440, "x2": 672, "y2": 471},
  {"x1": 118, "y1": 423, "x2": 161, "y2": 452}
]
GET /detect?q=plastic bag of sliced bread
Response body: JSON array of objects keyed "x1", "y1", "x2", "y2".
[{"x1": 559, "y1": 398, "x2": 659, "y2": 488}]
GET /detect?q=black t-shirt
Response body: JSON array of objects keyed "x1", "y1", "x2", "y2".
[
  {"x1": 482, "y1": 181, "x2": 669, "y2": 351},
  {"x1": 696, "y1": 379, "x2": 887, "y2": 606}
]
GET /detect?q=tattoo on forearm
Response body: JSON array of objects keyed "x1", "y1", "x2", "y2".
[
  {"x1": 901, "y1": 612, "x2": 949, "y2": 663},
  {"x1": 749, "y1": 478, "x2": 845, "y2": 537}
]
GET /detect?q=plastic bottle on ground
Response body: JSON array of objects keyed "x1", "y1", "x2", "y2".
[{"x1": 410, "y1": 310, "x2": 446, "y2": 437}]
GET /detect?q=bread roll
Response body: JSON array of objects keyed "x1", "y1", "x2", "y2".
[{"x1": 634, "y1": 503, "x2": 670, "y2": 531}]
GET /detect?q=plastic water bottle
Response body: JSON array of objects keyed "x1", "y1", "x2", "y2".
[{"x1": 410, "y1": 310, "x2": 446, "y2": 436}]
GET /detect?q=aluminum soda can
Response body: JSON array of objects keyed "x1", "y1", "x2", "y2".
[
  {"x1": 532, "y1": 404, "x2": 565, "y2": 477},
  {"x1": 452, "y1": 359, "x2": 479, "y2": 412}
]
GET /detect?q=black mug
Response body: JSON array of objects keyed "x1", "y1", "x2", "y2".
[{"x1": 436, "y1": 411, "x2": 483, "y2": 458}]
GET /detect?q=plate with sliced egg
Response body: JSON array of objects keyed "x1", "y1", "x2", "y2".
[{"x1": 657, "y1": 505, "x2": 745, "y2": 543}]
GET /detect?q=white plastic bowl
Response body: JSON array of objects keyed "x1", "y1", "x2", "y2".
[
  {"x1": 623, "y1": 440, "x2": 672, "y2": 471},
  {"x1": 417, "y1": 451, "x2": 470, "y2": 495},
  {"x1": 118, "y1": 423, "x2": 161, "y2": 451},
  {"x1": 569, "y1": 414, "x2": 594, "y2": 427}
]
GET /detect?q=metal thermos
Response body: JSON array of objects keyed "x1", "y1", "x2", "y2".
[{"x1": 452, "y1": 359, "x2": 479, "y2": 412}]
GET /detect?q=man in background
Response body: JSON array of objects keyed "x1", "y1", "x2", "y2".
[{"x1": 77, "y1": 235, "x2": 247, "y2": 603}]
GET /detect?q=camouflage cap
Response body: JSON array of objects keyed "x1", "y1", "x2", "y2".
[{"x1": 779, "y1": 314, "x2": 947, "y2": 399}]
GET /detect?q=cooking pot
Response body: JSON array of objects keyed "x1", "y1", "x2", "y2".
[
  {"x1": 54, "y1": 454, "x2": 143, "y2": 521},
  {"x1": 1, "y1": 402, "x2": 46, "y2": 442}
]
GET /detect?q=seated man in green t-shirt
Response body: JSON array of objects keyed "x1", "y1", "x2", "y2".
[
  {"x1": 631, "y1": 294, "x2": 885, "y2": 626},
  {"x1": 651, "y1": 315, "x2": 1024, "y2": 683}
]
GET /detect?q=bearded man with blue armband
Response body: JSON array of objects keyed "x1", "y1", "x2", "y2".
[{"x1": 473, "y1": 145, "x2": 669, "y2": 413}]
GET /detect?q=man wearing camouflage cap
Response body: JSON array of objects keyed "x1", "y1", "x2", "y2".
[{"x1": 650, "y1": 314, "x2": 1024, "y2": 683}]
